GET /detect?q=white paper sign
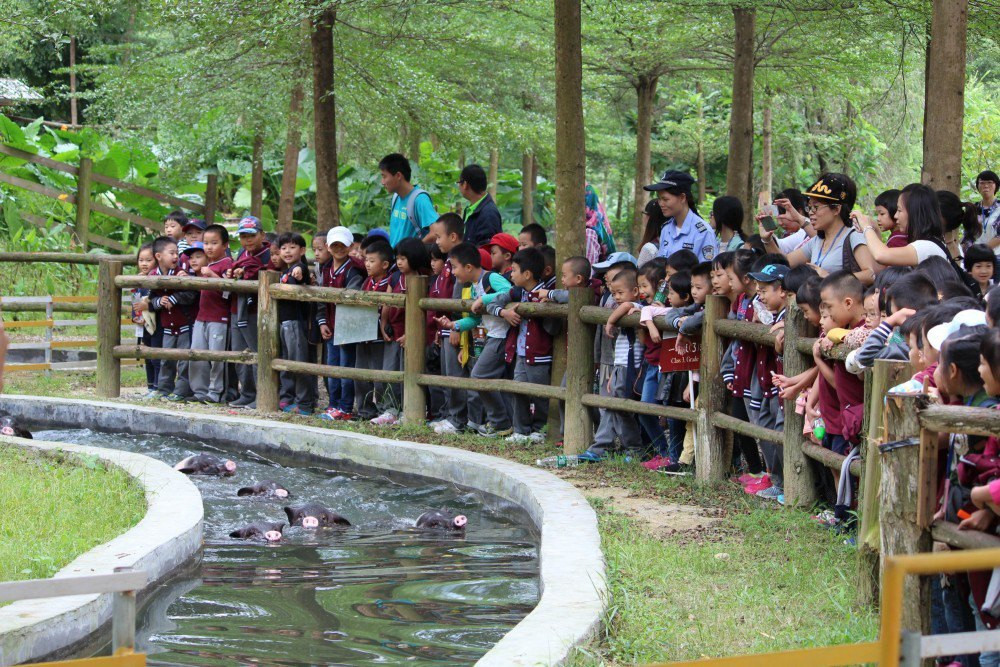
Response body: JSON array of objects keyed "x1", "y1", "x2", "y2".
[{"x1": 332, "y1": 305, "x2": 381, "y2": 345}]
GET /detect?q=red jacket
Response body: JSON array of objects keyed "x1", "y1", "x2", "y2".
[
  {"x1": 197, "y1": 257, "x2": 234, "y2": 323},
  {"x1": 150, "y1": 266, "x2": 197, "y2": 335},
  {"x1": 503, "y1": 285, "x2": 556, "y2": 365}
]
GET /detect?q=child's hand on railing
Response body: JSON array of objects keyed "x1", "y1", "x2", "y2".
[
  {"x1": 320, "y1": 324, "x2": 332, "y2": 340},
  {"x1": 501, "y1": 307, "x2": 521, "y2": 326},
  {"x1": 434, "y1": 316, "x2": 452, "y2": 329},
  {"x1": 958, "y1": 507, "x2": 994, "y2": 532},
  {"x1": 885, "y1": 308, "x2": 916, "y2": 328},
  {"x1": 771, "y1": 321, "x2": 785, "y2": 354},
  {"x1": 224, "y1": 268, "x2": 234, "y2": 279},
  {"x1": 291, "y1": 266, "x2": 303, "y2": 281},
  {"x1": 471, "y1": 298, "x2": 485, "y2": 314},
  {"x1": 233, "y1": 268, "x2": 244, "y2": 279},
  {"x1": 535, "y1": 289, "x2": 550, "y2": 300}
]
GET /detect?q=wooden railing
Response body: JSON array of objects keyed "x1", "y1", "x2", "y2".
[
  {"x1": 0, "y1": 567, "x2": 147, "y2": 665},
  {"x1": 6, "y1": 253, "x2": 1000, "y2": 618},
  {"x1": 0, "y1": 142, "x2": 215, "y2": 252}
]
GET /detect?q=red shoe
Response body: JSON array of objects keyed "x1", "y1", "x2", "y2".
[
  {"x1": 642, "y1": 455, "x2": 673, "y2": 471},
  {"x1": 738, "y1": 472, "x2": 765, "y2": 484},
  {"x1": 333, "y1": 410, "x2": 353, "y2": 421},
  {"x1": 743, "y1": 476, "x2": 772, "y2": 495}
]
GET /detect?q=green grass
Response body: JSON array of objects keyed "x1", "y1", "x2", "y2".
[
  {"x1": 5, "y1": 368, "x2": 879, "y2": 661},
  {"x1": 0, "y1": 445, "x2": 147, "y2": 586}
]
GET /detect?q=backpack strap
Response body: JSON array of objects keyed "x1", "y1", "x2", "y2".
[
  {"x1": 480, "y1": 270, "x2": 495, "y2": 295},
  {"x1": 405, "y1": 187, "x2": 430, "y2": 237},
  {"x1": 842, "y1": 230, "x2": 862, "y2": 274}
]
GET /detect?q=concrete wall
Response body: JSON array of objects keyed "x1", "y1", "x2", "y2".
[
  {"x1": 0, "y1": 429, "x2": 203, "y2": 666},
  {"x1": 0, "y1": 395, "x2": 606, "y2": 666}
]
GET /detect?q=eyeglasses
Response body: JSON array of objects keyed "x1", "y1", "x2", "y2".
[{"x1": 805, "y1": 203, "x2": 834, "y2": 214}]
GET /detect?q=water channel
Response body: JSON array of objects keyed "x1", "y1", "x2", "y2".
[{"x1": 37, "y1": 428, "x2": 540, "y2": 666}]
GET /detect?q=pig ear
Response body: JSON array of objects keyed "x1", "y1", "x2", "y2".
[
  {"x1": 283, "y1": 507, "x2": 295, "y2": 523},
  {"x1": 16, "y1": 429, "x2": 32, "y2": 440},
  {"x1": 237, "y1": 487, "x2": 253, "y2": 497},
  {"x1": 333, "y1": 515, "x2": 351, "y2": 526},
  {"x1": 228, "y1": 529, "x2": 244, "y2": 538}
]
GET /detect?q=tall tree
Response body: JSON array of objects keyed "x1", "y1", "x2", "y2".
[
  {"x1": 278, "y1": 82, "x2": 305, "y2": 233},
  {"x1": 554, "y1": 0, "x2": 586, "y2": 265},
  {"x1": 725, "y1": 6, "x2": 755, "y2": 226},
  {"x1": 922, "y1": 0, "x2": 968, "y2": 194},
  {"x1": 312, "y1": 7, "x2": 340, "y2": 230}
]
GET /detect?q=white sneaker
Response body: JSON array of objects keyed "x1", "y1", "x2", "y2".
[
  {"x1": 433, "y1": 421, "x2": 459, "y2": 434},
  {"x1": 528, "y1": 432, "x2": 546, "y2": 443},
  {"x1": 370, "y1": 411, "x2": 399, "y2": 426},
  {"x1": 428, "y1": 418, "x2": 444, "y2": 429},
  {"x1": 505, "y1": 433, "x2": 531, "y2": 444}
]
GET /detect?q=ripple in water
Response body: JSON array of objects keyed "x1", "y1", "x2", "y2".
[{"x1": 38, "y1": 428, "x2": 539, "y2": 666}]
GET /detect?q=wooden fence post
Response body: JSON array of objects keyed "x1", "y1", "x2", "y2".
[
  {"x1": 402, "y1": 275, "x2": 428, "y2": 424},
  {"x1": 564, "y1": 285, "x2": 593, "y2": 455},
  {"x1": 857, "y1": 359, "x2": 911, "y2": 606},
  {"x1": 96, "y1": 260, "x2": 123, "y2": 398},
  {"x1": 782, "y1": 299, "x2": 818, "y2": 508},
  {"x1": 74, "y1": 156, "x2": 92, "y2": 251},
  {"x1": 204, "y1": 174, "x2": 218, "y2": 224},
  {"x1": 696, "y1": 294, "x2": 729, "y2": 482},
  {"x1": 111, "y1": 567, "x2": 136, "y2": 655},
  {"x1": 256, "y1": 271, "x2": 280, "y2": 413},
  {"x1": 547, "y1": 327, "x2": 567, "y2": 443},
  {"x1": 880, "y1": 392, "x2": 931, "y2": 636}
]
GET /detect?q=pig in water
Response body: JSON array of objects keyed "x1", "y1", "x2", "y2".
[
  {"x1": 174, "y1": 453, "x2": 236, "y2": 476},
  {"x1": 237, "y1": 480, "x2": 290, "y2": 499},
  {"x1": 283, "y1": 503, "x2": 351, "y2": 529},
  {"x1": 229, "y1": 521, "x2": 284, "y2": 542},
  {"x1": 0, "y1": 416, "x2": 32, "y2": 439},
  {"x1": 415, "y1": 510, "x2": 467, "y2": 533}
]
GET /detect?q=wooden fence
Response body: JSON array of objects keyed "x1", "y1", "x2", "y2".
[
  {"x1": 0, "y1": 142, "x2": 215, "y2": 252},
  {"x1": 5, "y1": 253, "x2": 1000, "y2": 629}
]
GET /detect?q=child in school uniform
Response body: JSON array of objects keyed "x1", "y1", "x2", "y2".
[
  {"x1": 133, "y1": 243, "x2": 160, "y2": 397},
  {"x1": 189, "y1": 225, "x2": 234, "y2": 404},
  {"x1": 485, "y1": 247, "x2": 560, "y2": 443},
  {"x1": 425, "y1": 244, "x2": 449, "y2": 421},
  {"x1": 317, "y1": 226, "x2": 366, "y2": 421},
  {"x1": 148, "y1": 236, "x2": 198, "y2": 401},
  {"x1": 225, "y1": 216, "x2": 271, "y2": 409},
  {"x1": 483, "y1": 233, "x2": 519, "y2": 278},
  {"x1": 275, "y1": 232, "x2": 315, "y2": 415},
  {"x1": 429, "y1": 214, "x2": 469, "y2": 435},
  {"x1": 440, "y1": 242, "x2": 514, "y2": 438},
  {"x1": 353, "y1": 240, "x2": 394, "y2": 420},
  {"x1": 746, "y1": 263, "x2": 791, "y2": 502}
]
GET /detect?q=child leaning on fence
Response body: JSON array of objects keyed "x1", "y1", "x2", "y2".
[
  {"x1": 274, "y1": 232, "x2": 316, "y2": 416},
  {"x1": 485, "y1": 247, "x2": 560, "y2": 444},
  {"x1": 224, "y1": 216, "x2": 271, "y2": 410},
  {"x1": 188, "y1": 224, "x2": 234, "y2": 404},
  {"x1": 355, "y1": 240, "x2": 394, "y2": 422},
  {"x1": 147, "y1": 236, "x2": 197, "y2": 402}
]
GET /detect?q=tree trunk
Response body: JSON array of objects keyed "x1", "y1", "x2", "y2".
[
  {"x1": 409, "y1": 120, "x2": 421, "y2": 163},
  {"x1": 696, "y1": 82, "x2": 706, "y2": 203},
  {"x1": 458, "y1": 150, "x2": 466, "y2": 170},
  {"x1": 554, "y1": 0, "x2": 587, "y2": 267},
  {"x1": 632, "y1": 75, "x2": 658, "y2": 245},
  {"x1": 725, "y1": 7, "x2": 756, "y2": 229},
  {"x1": 488, "y1": 148, "x2": 499, "y2": 200},
  {"x1": 922, "y1": 0, "x2": 968, "y2": 194},
  {"x1": 277, "y1": 83, "x2": 304, "y2": 233},
  {"x1": 522, "y1": 150, "x2": 534, "y2": 225},
  {"x1": 761, "y1": 94, "x2": 772, "y2": 199},
  {"x1": 312, "y1": 8, "x2": 340, "y2": 230},
  {"x1": 69, "y1": 36, "x2": 78, "y2": 126},
  {"x1": 250, "y1": 134, "x2": 264, "y2": 219}
]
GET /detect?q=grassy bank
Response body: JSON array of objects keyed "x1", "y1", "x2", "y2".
[
  {"x1": 0, "y1": 443, "x2": 147, "y2": 584},
  {"x1": 2, "y1": 369, "x2": 878, "y2": 661}
]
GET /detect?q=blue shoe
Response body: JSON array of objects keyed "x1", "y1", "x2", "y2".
[
  {"x1": 577, "y1": 450, "x2": 606, "y2": 463},
  {"x1": 282, "y1": 404, "x2": 298, "y2": 413},
  {"x1": 777, "y1": 493, "x2": 785, "y2": 505}
]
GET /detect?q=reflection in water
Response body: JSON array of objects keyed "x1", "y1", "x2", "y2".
[{"x1": 38, "y1": 429, "x2": 539, "y2": 666}]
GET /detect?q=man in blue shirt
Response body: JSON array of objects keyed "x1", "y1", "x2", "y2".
[
  {"x1": 379, "y1": 153, "x2": 438, "y2": 248},
  {"x1": 643, "y1": 170, "x2": 717, "y2": 261}
]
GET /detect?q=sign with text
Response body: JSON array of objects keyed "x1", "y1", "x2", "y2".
[
  {"x1": 659, "y1": 336, "x2": 700, "y2": 373},
  {"x1": 333, "y1": 305, "x2": 381, "y2": 345}
]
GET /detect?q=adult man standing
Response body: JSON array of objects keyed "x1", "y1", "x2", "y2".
[
  {"x1": 379, "y1": 153, "x2": 438, "y2": 247},
  {"x1": 457, "y1": 164, "x2": 503, "y2": 247}
]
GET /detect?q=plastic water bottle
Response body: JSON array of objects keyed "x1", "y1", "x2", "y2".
[
  {"x1": 536, "y1": 455, "x2": 580, "y2": 468},
  {"x1": 813, "y1": 417, "x2": 826, "y2": 441}
]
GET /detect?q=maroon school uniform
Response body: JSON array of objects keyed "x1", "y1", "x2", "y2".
[
  {"x1": 755, "y1": 308, "x2": 786, "y2": 399},
  {"x1": 833, "y1": 318, "x2": 867, "y2": 443},
  {"x1": 731, "y1": 294, "x2": 756, "y2": 400},
  {"x1": 503, "y1": 284, "x2": 555, "y2": 365},
  {"x1": 429, "y1": 261, "x2": 457, "y2": 339},
  {"x1": 149, "y1": 266, "x2": 197, "y2": 335},
  {"x1": 197, "y1": 257, "x2": 234, "y2": 323},
  {"x1": 382, "y1": 272, "x2": 410, "y2": 342},
  {"x1": 230, "y1": 245, "x2": 271, "y2": 317}
]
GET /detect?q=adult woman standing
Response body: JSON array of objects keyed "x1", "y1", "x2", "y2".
[
  {"x1": 712, "y1": 195, "x2": 746, "y2": 252},
  {"x1": 762, "y1": 173, "x2": 877, "y2": 285},
  {"x1": 851, "y1": 183, "x2": 950, "y2": 267},
  {"x1": 643, "y1": 170, "x2": 717, "y2": 261},
  {"x1": 637, "y1": 199, "x2": 666, "y2": 267}
]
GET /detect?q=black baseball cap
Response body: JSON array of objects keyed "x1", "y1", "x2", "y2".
[
  {"x1": 804, "y1": 174, "x2": 851, "y2": 204},
  {"x1": 644, "y1": 170, "x2": 695, "y2": 193},
  {"x1": 748, "y1": 264, "x2": 789, "y2": 283}
]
